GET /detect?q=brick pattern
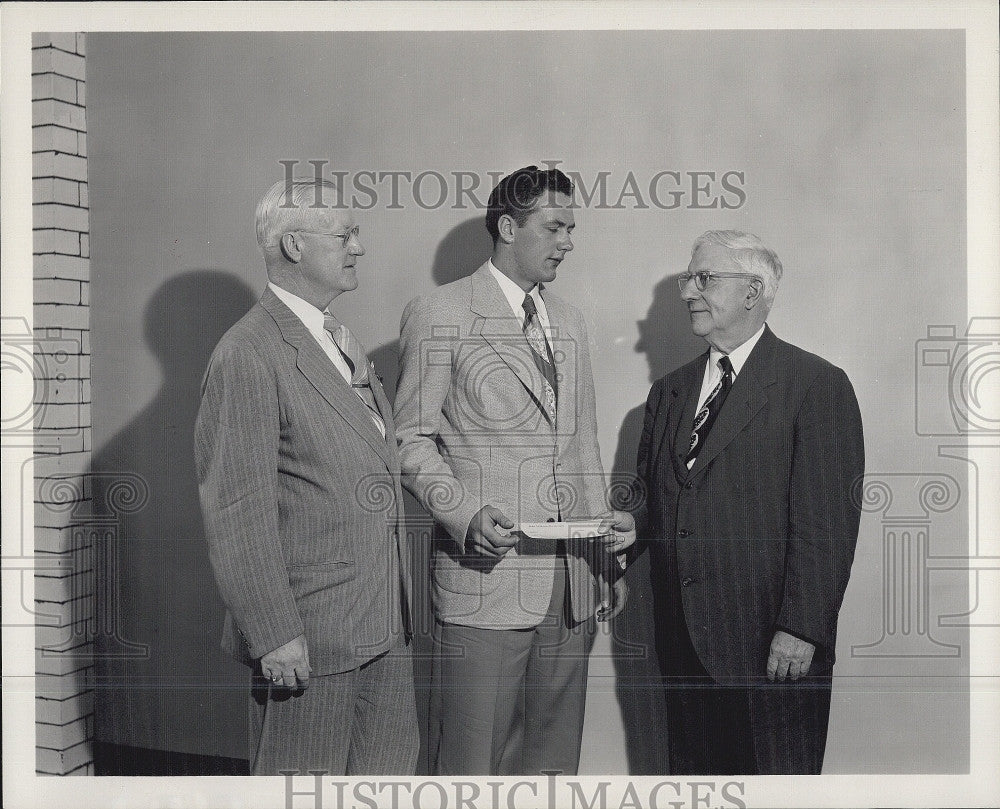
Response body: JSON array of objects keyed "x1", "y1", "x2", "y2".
[{"x1": 32, "y1": 32, "x2": 95, "y2": 777}]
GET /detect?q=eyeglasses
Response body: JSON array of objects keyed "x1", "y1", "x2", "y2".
[
  {"x1": 676, "y1": 271, "x2": 761, "y2": 292},
  {"x1": 296, "y1": 226, "x2": 361, "y2": 247}
]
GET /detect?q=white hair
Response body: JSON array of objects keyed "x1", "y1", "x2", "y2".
[
  {"x1": 254, "y1": 178, "x2": 343, "y2": 249},
  {"x1": 692, "y1": 229, "x2": 783, "y2": 304}
]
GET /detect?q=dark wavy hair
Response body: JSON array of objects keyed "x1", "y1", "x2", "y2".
[{"x1": 485, "y1": 165, "x2": 574, "y2": 245}]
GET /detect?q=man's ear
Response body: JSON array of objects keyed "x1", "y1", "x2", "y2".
[
  {"x1": 745, "y1": 278, "x2": 764, "y2": 310},
  {"x1": 279, "y1": 232, "x2": 303, "y2": 263},
  {"x1": 497, "y1": 214, "x2": 517, "y2": 245}
]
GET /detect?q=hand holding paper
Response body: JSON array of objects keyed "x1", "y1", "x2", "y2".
[{"x1": 596, "y1": 510, "x2": 636, "y2": 555}]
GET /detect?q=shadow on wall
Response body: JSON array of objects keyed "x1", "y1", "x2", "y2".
[
  {"x1": 368, "y1": 215, "x2": 492, "y2": 399},
  {"x1": 91, "y1": 270, "x2": 255, "y2": 773},
  {"x1": 609, "y1": 273, "x2": 705, "y2": 774},
  {"x1": 432, "y1": 215, "x2": 494, "y2": 287},
  {"x1": 88, "y1": 214, "x2": 492, "y2": 775},
  {"x1": 367, "y1": 215, "x2": 493, "y2": 775}
]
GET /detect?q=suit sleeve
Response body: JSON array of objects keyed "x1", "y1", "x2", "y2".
[
  {"x1": 393, "y1": 296, "x2": 480, "y2": 551},
  {"x1": 194, "y1": 340, "x2": 304, "y2": 659},
  {"x1": 634, "y1": 378, "x2": 663, "y2": 531},
  {"x1": 776, "y1": 365, "x2": 865, "y2": 652},
  {"x1": 568, "y1": 311, "x2": 620, "y2": 583},
  {"x1": 612, "y1": 378, "x2": 663, "y2": 572}
]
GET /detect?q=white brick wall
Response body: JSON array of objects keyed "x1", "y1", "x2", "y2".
[{"x1": 32, "y1": 31, "x2": 95, "y2": 777}]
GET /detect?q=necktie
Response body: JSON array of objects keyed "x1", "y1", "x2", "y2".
[
  {"x1": 521, "y1": 293, "x2": 558, "y2": 425},
  {"x1": 686, "y1": 355, "x2": 733, "y2": 467},
  {"x1": 323, "y1": 316, "x2": 386, "y2": 436}
]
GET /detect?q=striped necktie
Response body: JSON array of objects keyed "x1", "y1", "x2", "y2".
[
  {"x1": 323, "y1": 316, "x2": 385, "y2": 436},
  {"x1": 686, "y1": 355, "x2": 733, "y2": 467},
  {"x1": 521, "y1": 292, "x2": 558, "y2": 425}
]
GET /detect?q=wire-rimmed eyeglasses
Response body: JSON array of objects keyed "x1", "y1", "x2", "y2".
[
  {"x1": 677, "y1": 271, "x2": 762, "y2": 292},
  {"x1": 296, "y1": 226, "x2": 361, "y2": 247}
]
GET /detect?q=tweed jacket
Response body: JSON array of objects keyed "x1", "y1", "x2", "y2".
[
  {"x1": 195, "y1": 287, "x2": 411, "y2": 675},
  {"x1": 394, "y1": 263, "x2": 608, "y2": 628}
]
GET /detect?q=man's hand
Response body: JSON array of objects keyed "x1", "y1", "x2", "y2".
[
  {"x1": 260, "y1": 633, "x2": 311, "y2": 690},
  {"x1": 596, "y1": 510, "x2": 637, "y2": 553},
  {"x1": 597, "y1": 575, "x2": 629, "y2": 622},
  {"x1": 465, "y1": 505, "x2": 518, "y2": 558},
  {"x1": 766, "y1": 630, "x2": 815, "y2": 681}
]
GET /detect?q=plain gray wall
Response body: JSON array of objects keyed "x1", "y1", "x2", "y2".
[{"x1": 88, "y1": 30, "x2": 968, "y2": 773}]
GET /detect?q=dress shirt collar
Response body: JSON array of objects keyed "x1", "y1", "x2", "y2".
[
  {"x1": 709, "y1": 323, "x2": 766, "y2": 377},
  {"x1": 268, "y1": 282, "x2": 330, "y2": 334},
  {"x1": 488, "y1": 260, "x2": 547, "y2": 322}
]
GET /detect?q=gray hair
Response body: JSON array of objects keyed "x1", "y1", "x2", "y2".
[
  {"x1": 255, "y1": 178, "x2": 343, "y2": 249},
  {"x1": 692, "y1": 229, "x2": 783, "y2": 304}
]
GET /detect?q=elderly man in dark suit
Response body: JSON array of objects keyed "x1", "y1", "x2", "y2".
[
  {"x1": 194, "y1": 178, "x2": 417, "y2": 775},
  {"x1": 637, "y1": 230, "x2": 864, "y2": 774}
]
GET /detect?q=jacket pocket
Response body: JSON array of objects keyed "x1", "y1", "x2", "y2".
[{"x1": 288, "y1": 560, "x2": 355, "y2": 599}]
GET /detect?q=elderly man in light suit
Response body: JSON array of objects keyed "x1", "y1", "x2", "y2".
[
  {"x1": 394, "y1": 165, "x2": 635, "y2": 776},
  {"x1": 194, "y1": 178, "x2": 417, "y2": 775}
]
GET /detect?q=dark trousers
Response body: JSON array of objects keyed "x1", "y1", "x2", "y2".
[
  {"x1": 661, "y1": 607, "x2": 758, "y2": 775},
  {"x1": 656, "y1": 541, "x2": 832, "y2": 775},
  {"x1": 428, "y1": 555, "x2": 595, "y2": 775},
  {"x1": 249, "y1": 644, "x2": 419, "y2": 776}
]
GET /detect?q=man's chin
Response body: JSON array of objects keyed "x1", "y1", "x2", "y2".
[{"x1": 688, "y1": 314, "x2": 710, "y2": 336}]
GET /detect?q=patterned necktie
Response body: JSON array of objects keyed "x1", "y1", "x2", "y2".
[
  {"x1": 323, "y1": 316, "x2": 386, "y2": 436},
  {"x1": 521, "y1": 292, "x2": 558, "y2": 425},
  {"x1": 686, "y1": 355, "x2": 733, "y2": 466}
]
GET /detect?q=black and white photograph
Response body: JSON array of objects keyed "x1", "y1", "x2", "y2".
[{"x1": 2, "y1": 2, "x2": 998, "y2": 808}]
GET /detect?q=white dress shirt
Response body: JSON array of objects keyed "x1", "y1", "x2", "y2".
[
  {"x1": 269, "y1": 282, "x2": 353, "y2": 384},
  {"x1": 268, "y1": 282, "x2": 385, "y2": 437},
  {"x1": 489, "y1": 260, "x2": 552, "y2": 334}
]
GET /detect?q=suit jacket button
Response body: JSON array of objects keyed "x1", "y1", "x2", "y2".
[
  {"x1": 677, "y1": 529, "x2": 690, "y2": 538},
  {"x1": 684, "y1": 481, "x2": 694, "y2": 489},
  {"x1": 681, "y1": 577, "x2": 694, "y2": 587}
]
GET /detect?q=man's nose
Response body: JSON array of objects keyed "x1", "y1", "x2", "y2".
[
  {"x1": 349, "y1": 234, "x2": 365, "y2": 256},
  {"x1": 559, "y1": 233, "x2": 574, "y2": 252},
  {"x1": 679, "y1": 275, "x2": 699, "y2": 301}
]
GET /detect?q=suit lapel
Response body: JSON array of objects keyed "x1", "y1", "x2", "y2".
[
  {"x1": 668, "y1": 359, "x2": 705, "y2": 481},
  {"x1": 686, "y1": 327, "x2": 776, "y2": 479},
  {"x1": 369, "y1": 372, "x2": 399, "y2": 469},
  {"x1": 261, "y1": 289, "x2": 392, "y2": 470},
  {"x1": 469, "y1": 263, "x2": 551, "y2": 426},
  {"x1": 542, "y1": 292, "x2": 576, "y2": 444},
  {"x1": 369, "y1": 373, "x2": 407, "y2": 577},
  {"x1": 646, "y1": 354, "x2": 704, "y2": 484}
]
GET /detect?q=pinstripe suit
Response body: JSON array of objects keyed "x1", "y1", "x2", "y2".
[
  {"x1": 195, "y1": 286, "x2": 417, "y2": 774},
  {"x1": 638, "y1": 325, "x2": 864, "y2": 773},
  {"x1": 394, "y1": 263, "x2": 608, "y2": 774}
]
